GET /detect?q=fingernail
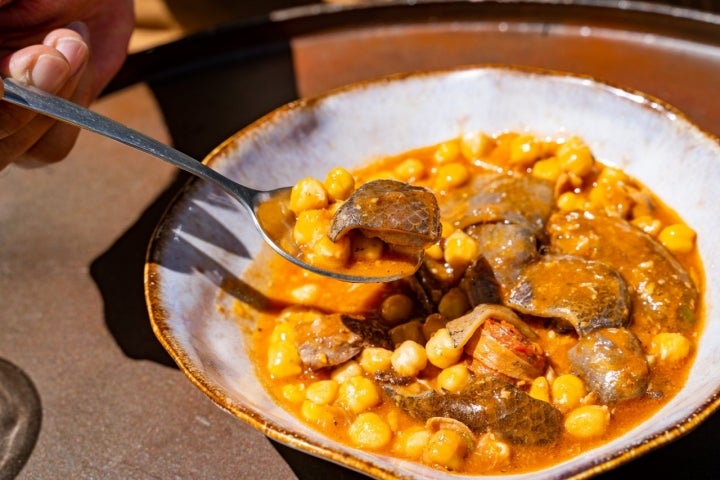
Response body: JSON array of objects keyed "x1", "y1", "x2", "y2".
[
  {"x1": 54, "y1": 36, "x2": 88, "y2": 76},
  {"x1": 31, "y1": 54, "x2": 69, "y2": 92},
  {"x1": 66, "y1": 21, "x2": 90, "y2": 41}
]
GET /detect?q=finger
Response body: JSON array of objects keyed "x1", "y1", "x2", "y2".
[
  {"x1": 0, "y1": 46, "x2": 70, "y2": 139},
  {"x1": 43, "y1": 27, "x2": 89, "y2": 79}
]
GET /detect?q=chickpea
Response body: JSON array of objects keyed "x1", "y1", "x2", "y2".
[
  {"x1": 331, "y1": 360, "x2": 363, "y2": 383},
  {"x1": 509, "y1": 134, "x2": 543, "y2": 166},
  {"x1": 529, "y1": 376, "x2": 551, "y2": 403},
  {"x1": 444, "y1": 229, "x2": 479, "y2": 269},
  {"x1": 460, "y1": 130, "x2": 493, "y2": 160},
  {"x1": 434, "y1": 140, "x2": 461, "y2": 164},
  {"x1": 290, "y1": 177, "x2": 329, "y2": 214},
  {"x1": 337, "y1": 376, "x2": 381, "y2": 413},
  {"x1": 422, "y1": 429, "x2": 468, "y2": 470},
  {"x1": 324, "y1": 167, "x2": 355, "y2": 201},
  {"x1": 293, "y1": 209, "x2": 329, "y2": 247},
  {"x1": 359, "y1": 347, "x2": 393, "y2": 374},
  {"x1": 437, "y1": 287, "x2": 470, "y2": 320},
  {"x1": 435, "y1": 162, "x2": 470, "y2": 191},
  {"x1": 552, "y1": 374, "x2": 587, "y2": 412},
  {"x1": 393, "y1": 427, "x2": 431, "y2": 459},
  {"x1": 348, "y1": 412, "x2": 393, "y2": 450},
  {"x1": 658, "y1": 223, "x2": 696, "y2": 255},
  {"x1": 308, "y1": 234, "x2": 351, "y2": 268},
  {"x1": 391, "y1": 340, "x2": 428, "y2": 377},
  {"x1": 305, "y1": 379, "x2": 339, "y2": 405},
  {"x1": 557, "y1": 136, "x2": 594, "y2": 177},
  {"x1": 531, "y1": 156, "x2": 562, "y2": 182},
  {"x1": 281, "y1": 383, "x2": 306, "y2": 404},
  {"x1": 301, "y1": 400, "x2": 347, "y2": 430},
  {"x1": 474, "y1": 432, "x2": 511, "y2": 470},
  {"x1": 437, "y1": 363, "x2": 470, "y2": 393},
  {"x1": 380, "y1": 294, "x2": 415, "y2": 325},
  {"x1": 394, "y1": 158, "x2": 426, "y2": 181},
  {"x1": 426, "y1": 328, "x2": 463, "y2": 369},
  {"x1": 650, "y1": 332, "x2": 692, "y2": 363},
  {"x1": 564, "y1": 405, "x2": 611, "y2": 439}
]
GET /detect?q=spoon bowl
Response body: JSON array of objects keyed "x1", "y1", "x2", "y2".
[{"x1": 1, "y1": 78, "x2": 419, "y2": 283}]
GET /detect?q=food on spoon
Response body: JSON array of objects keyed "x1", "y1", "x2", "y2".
[
  {"x1": 241, "y1": 132, "x2": 703, "y2": 475},
  {"x1": 289, "y1": 172, "x2": 441, "y2": 275},
  {"x1": 329, "y1": 179, "x2": 441, "y2": 247}
]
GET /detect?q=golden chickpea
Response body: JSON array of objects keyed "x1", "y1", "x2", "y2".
[
  {"x1": 290, "y1": 177, "x2": 329, "y2": 214},
  {"x1": 393, "y1": 427, "x2": 431, "y2": 459},
  {"x1": 391, "y1": 340, "x2": 428, "y2": 377},
  {"x1": 308, "y1": 234, "x2": 351, "y2": 268},
  {"x1": 422, "y1": 429, "x2": 468, "y2": 470},
  {"x1": 556, "y1": 191, "x2": 587, "y2": 211},
  {"x1": 444, "y1": 229, "x2": 479, "y2": 269},
  {"x1": 434, "y1": 140, "x2": 461, "y2": 164},
  {"x1": 437, "y1": 287, "x2": 470, "y2": 320},
  {"x1": 359, "y1": 347, "x2": 393, "y2": 374},
  {"x1": 435, "y1": 162, "x2": 470, "y2": 191},
  {"x1": 348, "y1": 412, "x2": 393, "y2": 450},
  {"x1": 564, "y1": 405, "x2": 611, "y2": 439},
  {"x1": 460, "y1": 130, "x2": 493, "y2": 160},
  {"x1": 293, "y1": 209, "x2": 329, "y2": 247},
  {"x1": 658, "y1": 223, "x2": 696, "y2": 255},
  {"x1": 557, "y1": 136, "x2": 594, "y2": 177},
  {"x1": 324, "y1": 167, "x2": 355, "y2": 201},
  {"x1": 281, "y1": 383, "x2": 306, "y2": 404},
  {"x1": 437, "y1": 363, "x2": 470, "y2": 393},
  {"x1": 529, "y1": 376, "x2": 551, "y2": 403},
  {"x1": 509, "y1": 134, "x2": 543, "y2": 166},
  {"x1": 394, "y1": 158, "x2": 426, "y2": 181},
  {"x1": 380, "y1": 294, "x2": 415, "y2": 325},
  {"x1": 552, "y1": 374, "x2": 587, "y2": 412},
  {"x1": 337, "y1": 375, "x2": 381, "y2": 413},
  {"x1": 426, "y1": 328, "x2": 463, "y2": 369},
  {"x1": 305, "y1": 379, "x2": 339, "y2": 405},
  {"x1": 531, "y1": 157, "x2": 562, "y2": 182},
  {"x1": 650, "y1": 332, "x2": 692, "y2": 363},
  {"x1": 331, "y1": 360, "x2": 363, "y2": 383},
  {"x1": 301, "y1": 400, "x2": 347, "y2": 430},
  {"x1": 474, "y1": 432, "x2": 511, "y2": 470}
]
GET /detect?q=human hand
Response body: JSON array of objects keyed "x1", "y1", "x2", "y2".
[{"x1": 0, "y1": 0, "x2": 134, "y2": 170}]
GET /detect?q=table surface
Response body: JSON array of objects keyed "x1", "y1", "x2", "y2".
[{"x1": 2, "y1": 1, "x2": 720, "y2": 479}]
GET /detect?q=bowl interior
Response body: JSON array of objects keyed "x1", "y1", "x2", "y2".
[{"x1": 146, "y1": 66, "x2": 720, "y2": 479}]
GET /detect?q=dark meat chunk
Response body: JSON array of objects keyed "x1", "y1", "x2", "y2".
[
  {"x1": 329, "y1": 179, "x2": 441, "y2": 248},
  {"x1": 295, "y1": 313, "x2": 392, "y2": 369},
  {"x1": 568, "y1": 327, "x2": 650, "y2": 403},
  {"x1": 384, "y1": 376, "x2": 562, "y2": 445},
  {"x1": 466, "y1": 223, "x2": 540, "y2": 296},
  {"x1": 548, "y1": 211, "x2": 698, "y2": 343},
  {"x1": 449, "y1": 174, "x2": 555, "y2": 238},
  {"x1": 507, "y1": 254, "x2": 631, "y2": 336}
]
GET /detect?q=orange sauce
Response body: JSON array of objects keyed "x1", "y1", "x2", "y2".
[{"x1": 234, "y1": 132, "x2": 704, "y2": 474}]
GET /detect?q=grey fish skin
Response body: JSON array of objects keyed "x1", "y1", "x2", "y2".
[
  {"x1": 328, "y1": 179, "x2": 441, "y2": 248},
  {"x1": 383, "y1": 376, "x2": 563, "y2": 445}
]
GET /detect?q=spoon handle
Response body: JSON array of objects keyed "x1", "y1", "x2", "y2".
[{"x1": 1, "y1": 78, "x2": 255, "y2": 205}]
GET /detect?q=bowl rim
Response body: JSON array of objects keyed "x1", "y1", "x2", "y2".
[{"x1": 145, "y1": 63, "x2": 720, "y2": 479}]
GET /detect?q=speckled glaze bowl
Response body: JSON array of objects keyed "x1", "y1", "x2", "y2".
[{"x1": 145, "y1": 65, "x2": 720, "y2": 479}]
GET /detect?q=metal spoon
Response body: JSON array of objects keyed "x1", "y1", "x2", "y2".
[{"x1": 1, "y1": 78, "x2": 421, "y2": 283}]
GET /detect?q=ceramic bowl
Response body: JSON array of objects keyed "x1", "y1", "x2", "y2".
[{"x1": 145, "y1": 65, "x2": 720, "y2": 479}]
